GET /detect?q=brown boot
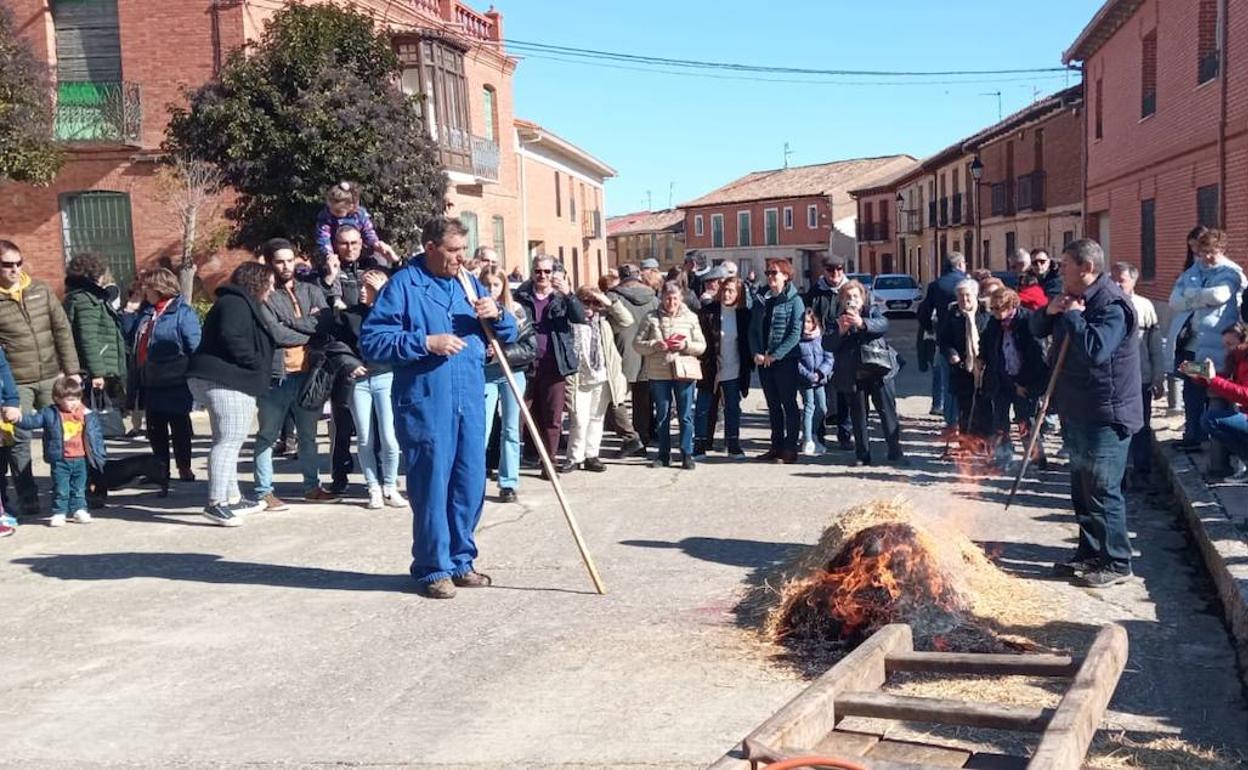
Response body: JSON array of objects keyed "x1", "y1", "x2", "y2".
[
  {"x1": 453, "y1": 571, "x2": 493, "y2": 588},
  {"x1": 420, "y1": 578, "x2": 457, "y2": 599}
]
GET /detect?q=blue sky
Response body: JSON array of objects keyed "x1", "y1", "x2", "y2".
[{"x1": 504, "y1": 0, "x2": 1103, "y2": 216}]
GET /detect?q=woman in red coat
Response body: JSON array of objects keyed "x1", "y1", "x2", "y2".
[{"x1": 1190, "y1": 322, "x2": 1248, "y2": 478}]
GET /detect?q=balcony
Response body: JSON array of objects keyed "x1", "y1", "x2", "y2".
[
  {"x1": 990, "y1": 181, "x2": 1014, "y2": 217},
  {"x1": 939, "y1": 197, "x2": 949, "y2": 227},
  {"x1": 414, "y1": 0, "x2": 501, "y2": 42},
  {"x1": 440, "y1": 128, "x2": 499, "y2": 182},
  {"x1": 952, "y1": 193, "x2": 964, "y2": 225},
  {"x1": 857, "y1": 221, "x2": 890, "y2": 242},
  {"x1": 470, "y1": 134, "x2": 499, "y2": 182},
  {"x1": 900, "y1": 209, "x2": 923, "y2": 234},
  {"x1": 1017, "y1": 171, "x2": 1046, "y2": 212},
  {"x1": 582, "y1": 209, "x2": 602, "y2": 239},
  {"x1": 54, "y1": 81, "x2": 141, "y2": 145}
]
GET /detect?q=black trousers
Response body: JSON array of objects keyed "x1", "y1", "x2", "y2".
[
  {"x1": 630, "y1": 380, "x2": 653, "y2": 446},
  {"x1": 146, "y1": 409, "x2": 194, "y2": 473},
  {"x1": 823, "y1": 383, "x2": 853, "y2": 445},
  {"x1": 848, "y1": 377, "x2": 902, "y2": 461},
  {"x1": 330, "y1": 397, "x2": 356, "y2": 486}
]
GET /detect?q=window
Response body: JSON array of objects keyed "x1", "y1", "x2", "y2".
[
  {"x1": 1005, "y1": 231, "x2": 1016, "y2": 262},
  {"x1": 694, "y1": 214, "x2": 704, "y2": 237},
  {"x1": 59, "y1": 190, "x2": 136, "y2": 288},
  {"x1": 1062, "y1": 231, "x2": 1074, "y2": 249},
  {"x1": 460, "y1": 210, "x2": 479, "y2": 255},
  {"x1": 711, "y1": 214, "x2": 725, "y2": 248},
  {"x1": 1095, "y1": 78, "x2": 1103, "y2": 139},
  {"x1": 1140, "y1": 199, "x2": 1156, "y2": 281},
  {"x1": 649, "y1": 233, "x2": 657, "y2": 257},
  {"x1": 764, "y1": 208, "x2": 779, "y2": 246},
  {"x1": 554, "y1": 171, "x2": 561, "y2": 217},
  {"x1": 665, "y1": 236, "x2": 673, "y2": 262},
  {"x1": 557, "y1": 246, "x2": 564, "y2": 264},
  {"x1": 491, "y1": 215, "x2": 505, "y2": 261},
  {"x1": 783, "y1": 206, "x2": 794, "y2": 229},
  {"x1": 398, "y1": 39, "x2": 471, "y2": 171},
  {"x1": 807, "y1": 205, "x2": 818, "y2": 228},
  {"x1": 1142, "y1": 31, "x2": 1157, "y2": 117},
  {"x1": 863, "y1": 201, "x2": 874, "y2": 224},
  {"x1": 482, "y1": 86, "x2": 497, "y2": 142},
  {"x1": 1197, "y1": 184, "x2": 1220, "y2": 227},
  {"x1": 51, "y1": 0, "x2": 131, "y2": 142},
  {"x1": 570, "y1": 177, "x2": 577, "y2": 221},
  {"x1": 1198, "y1": 0, "x2": 1220, "y2": 83},
  {"x1": 737, "y1": 211, "x2": 751, "y2": 247}
]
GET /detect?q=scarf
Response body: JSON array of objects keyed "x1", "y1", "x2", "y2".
[
  {"x1": 136, "y1": 297, "x2": 174, "y2": 367},
  {"x1": 963, "y1": 309, "x2": 980, "y2": 375}
]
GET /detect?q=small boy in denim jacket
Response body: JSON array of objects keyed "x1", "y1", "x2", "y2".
[{"x1": 17, "y1": 376, "x2": 106, "y2": 527}]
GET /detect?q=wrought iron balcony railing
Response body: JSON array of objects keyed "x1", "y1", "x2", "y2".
[
  {"x1": 54, "y1": 81, "x2": 141, "y2": 145},
  {"x1": 470, "y1": 134, "x2": 499, "y2": 182},
  {"x1": 952, "y1": 193, "x2": 963, "y2": 225}
]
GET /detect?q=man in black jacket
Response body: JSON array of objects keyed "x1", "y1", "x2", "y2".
[
  {"x1": 805, "y1": 255, "x2": 852, "y2": 448},
  {"x1": 608, "y1": 265, "x2": 658, "y2": 454},
  {"x1": 513, "y1": 256, "x2": 586, "y2": 472},
  {"x1": 917, "y1": 252, "x2": 967, "y2": 428},
  {"x1": 1030, "y1": 249, "x2": 1063, "y2": 298}
]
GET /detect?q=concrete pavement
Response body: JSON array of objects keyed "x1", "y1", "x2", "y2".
[{"x1": 1, "y1": 319, "x2": 1245, "y2": 768}]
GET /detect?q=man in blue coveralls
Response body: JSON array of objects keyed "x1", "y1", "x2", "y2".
[{"x1": 360, "y1": 217, "x2": 517, "y2": 599}]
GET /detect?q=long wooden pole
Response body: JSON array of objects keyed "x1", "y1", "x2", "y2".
[
  {"x1": 457, "y1": 270, "x2": 607, "y2": 595},
  {"x1": 1005, "y1": 334, "x2": 1070, "y2": 510}
]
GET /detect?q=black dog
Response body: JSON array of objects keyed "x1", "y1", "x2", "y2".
[{"x1": 88, "y1": 455, "x2": 170, "y2": 508}]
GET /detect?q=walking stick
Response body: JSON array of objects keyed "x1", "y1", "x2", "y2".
[
  {"x1": 457, "y1": 270, "x2": 607, "y2": 595},
  {"x1": 1004, "y1": 335, "x2": 1070, "y2": 510}
]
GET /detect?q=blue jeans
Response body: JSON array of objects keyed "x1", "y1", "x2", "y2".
[
  {"x1": 1177, "y1": 350, "x2": 1208, "y2": 443},
  {"x1": 694, "y1": 380, "x2": 743, "y2": 442},
  {"x1": 254, "y1": 373, "x2": 322, "y2": 496},
  {"x1": 348, "y1": 371, "x2": 400, "y2": 490},
  {"x1": 650, "y1": 380, "x2": 695, "y2": 462},
  {"x1": 1066, "y1": 422, "x2": 1132, "y2": 572},
  {"x1": 1204, "y1": 406, "x2": 1248, "y2": 463},
  {"x1": 800, "y1": 386, "x2": 827, "y2": 446},
  {"x1": 1128, "y1": 386, "x2": 1155, "y2": 477},
  {"x1": 484, "y1": 371, "x2": 525, "y2": 490},
  {"x1": 760, "y1": 357, "x2": 801, "y2": 452},
  {"x1": 935, "y1": 356, "x2": 957, "y2": 426},
  {"x1": 51, "y1": 457, "x2": 88, "y2": 514}
]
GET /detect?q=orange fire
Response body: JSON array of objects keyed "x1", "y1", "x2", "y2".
[{"x1": 778, "y1": 523, "x2": 968, "y2": 646}]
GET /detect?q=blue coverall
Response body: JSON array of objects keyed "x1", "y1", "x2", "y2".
[{"x1": 359, "y1": 257, "x2": 517, "y2": 585}]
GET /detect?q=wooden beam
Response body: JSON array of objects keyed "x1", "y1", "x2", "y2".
[
  {"x1": 1028, "y1": 624, "x2": 1129, "y2": 770},
  {"x1": 885, "y1": 651, "x2": 1081, "y2": 678},
  {"x1": 835, "y1": 691, "x2": 1054, "y2": 732}
]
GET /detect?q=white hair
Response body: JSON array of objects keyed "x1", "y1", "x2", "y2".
[
  {"x1": 720, "y1": 260, "x2": 738, "y2": 277},
  {"x1": 955, "y1": 278, "x2": 980, "y2": 296}
]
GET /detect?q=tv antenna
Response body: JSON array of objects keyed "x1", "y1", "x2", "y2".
[
  {"x1": 980, "y1": 90, "x2": 1003, "y2": 120},
  {"x1": 667, "y1": 182, "x2": 674, "y2": 210},
  {"x1": 783, "y1": 142, "x2": 793, "y2": 169}
]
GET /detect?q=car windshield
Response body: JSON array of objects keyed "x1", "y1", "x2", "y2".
[
  {"x1": 848, "y1": 273, "x2": 873, "y2": 287},
  {"x1": 873, "y1": 276, "x2": 917, "y2": 291}
]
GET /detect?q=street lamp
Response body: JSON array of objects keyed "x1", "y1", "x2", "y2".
[{"x1": 969, "y1": 156, "x2": 985, "y2": 269}]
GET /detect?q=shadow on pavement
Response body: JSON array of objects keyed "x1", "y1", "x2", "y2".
[{"x1": 620, "y1": 536, "x2": 805, "y2": 570}]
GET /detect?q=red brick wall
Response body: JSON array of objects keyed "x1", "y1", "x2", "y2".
[
  {"x1": 684, "y1": 196, "x2": 832, "y2": 250},
  {"x1": 1083, "y1": 0, "x2": 1248, "y2": 300}
]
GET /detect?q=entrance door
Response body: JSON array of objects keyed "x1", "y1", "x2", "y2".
[{"x1": 59, "y1": 190, "x2": 136, "y2": 288}]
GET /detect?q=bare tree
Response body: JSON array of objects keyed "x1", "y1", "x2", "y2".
[{"x1": 155, "y1": 154, "x2": 223, "y2": 297}]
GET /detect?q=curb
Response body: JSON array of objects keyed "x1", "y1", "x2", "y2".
[{"x1": 1155, "y1": 439, "x2": 1248, "y2": 689}]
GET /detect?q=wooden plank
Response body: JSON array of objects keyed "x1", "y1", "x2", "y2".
[
  {"x1": 885, "y1": 651, "x2": 1080, "y2": 678},
  {"x1": 868, "y1": 738, "x2": 973, "y2": 766},
  {"x1": 836, "y1": 691, "x2": 1054, "y2": 732},
  {"x1": 812, "y1": 729, "x2": 881, "y2": 757},
  {"x1": 965, "y1": 752, "x2": 1030, "y2": 770},
  {"x1": 708, "y1": 625, "x2": 914, "y2": 769},
  {"x1": 1028, "y1": 624, "x2": 1129, "y2": 770}
]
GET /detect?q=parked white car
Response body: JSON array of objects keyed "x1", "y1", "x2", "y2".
[{"x1": 870, "y1": 273, "x2": 922, "y2": 316}]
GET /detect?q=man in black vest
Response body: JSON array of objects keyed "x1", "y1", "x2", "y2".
[{"x1": 1030, "y1": 239, "x2": 1142, "y2": 588}]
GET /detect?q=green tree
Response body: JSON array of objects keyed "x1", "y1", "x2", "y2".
[
  {"x1": 0, "y1": 7, "x2": 63, "y2": 185},
  {"x1": 165, "y1": 3, "x2": 446, "y2": 255}
]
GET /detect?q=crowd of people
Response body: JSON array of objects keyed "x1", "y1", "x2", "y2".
[{"x1": 0, "y1": 179, "x2": 1244, "y2": 596}]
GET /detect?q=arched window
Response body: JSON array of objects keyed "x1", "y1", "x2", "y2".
[{"x1": 482, "y1": 86, "x2": 498, "y2": 143}]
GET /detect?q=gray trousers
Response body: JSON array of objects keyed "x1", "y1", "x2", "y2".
[{"x1": 189, "y1": 378, "x2": 257, "y2": 506}]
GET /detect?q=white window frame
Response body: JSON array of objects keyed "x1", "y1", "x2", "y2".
[
  {"x1": 694, "y1": 214, "x2": 704, "y2": 237},
  {"x1": 763, "y1": 207, "x2": 779, "y2": 246},
  {"x1": 737, "y1": 210, "x2": 752, "y2": 247},
  {"x1": 807, "y1": 204, "x2": 818, "y2": 228},
  {"x1": 711, "y1": 213, "x2": 725, "y2": 248},
  {"x1": 783, "y1": 206, "x2": 794, "y2": 230}
]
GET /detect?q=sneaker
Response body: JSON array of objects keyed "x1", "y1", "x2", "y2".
[
  {"x1": 1052, "y1": 557, "x2": 1099, "y2": 578},
  {"x1": 49, "y1": 513, "x2": 67, "y2": 528},
  {"x1": 261, "y1": 493, "x2": 289, "y2": 512},
  {"x1": 452, "y1": 571, "x2": 493, "y2": 588},
  {"x1": 498, "y1": 488, "x2": 517, "y2": 503},
  {"x1": 201, "y1": 503, "x2": 242, "y2": 527},
  {"x1": 383, "y1": 488, "x2": 407, "y2": 508},
  {"x1": 303, "y1": 486, "x2": 340, "y2": 502},
  {"x1": 0, "y1": 523, "x2": 13, "y2": 538},
  {"x1": 801, "y1": 441, "x2": 817, "y2": 456},
  {"x1": 71, "y1": 509, "x2": 92, "y2": 524},
  {"x1": 419, "y1": 578, "x2": 457, "y2": 599},
  {"x1": 0, "y1": 513, "x2": 17, "y2": 529},
  {"x1": 366, "y1": 487, "x2": 384, "y2": 510},
  {"x1": 1079, "y1": 567, "x2": 1134, "y2": 588},
  {"x1": 229, "y1": 498, "x2": 265, "y2": 515}
]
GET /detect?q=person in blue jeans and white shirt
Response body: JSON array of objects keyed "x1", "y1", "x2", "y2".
[
  {"x1": 798, "y1": 308, "x2": 834, "y2": 455},
  {"x1": 480, "y1": 264, "x2": 536, "y2": 502}
]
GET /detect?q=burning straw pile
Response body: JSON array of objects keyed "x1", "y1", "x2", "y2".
[{"x1": 763, "y1": 498, "x2": 1059, "y2": 656}]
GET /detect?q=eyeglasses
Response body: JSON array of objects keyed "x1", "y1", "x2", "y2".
[
  {"x1": 824, "y1": 265, "x2": 843, "y2": 272},
  {"x1": 764, "y1": 270, "x2": 780, "y2": 277},
  {"x1": 533, "y1": 269, "x2": 553, "y2": 275},
  {"x1": 1033, "y1": 259, "x2": 1049, "y2": 265},
  {"x1": 0, "y1": 261, "x2": 21, "y2": 269}
]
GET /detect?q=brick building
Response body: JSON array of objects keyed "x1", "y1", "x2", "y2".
[
  {"x1": 680, "y1": 155, "x2": 916, "y2": 291},
  {"x1": 0, "y1": 0, "x2": 593, "y2": 294},
  {"x1": 1064, "y1": 0, "x2": 1246, "y2": 300},
  {"x1": 605, "y1": 209, "x2": 686, "y2": 273},
  {"x1": 515, "y1": 119, "x2": 614, "y2": 288}
]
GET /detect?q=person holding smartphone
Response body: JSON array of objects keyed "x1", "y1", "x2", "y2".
[{"x1": 634, "y1": 282, "x2": 706, "y2": 469}]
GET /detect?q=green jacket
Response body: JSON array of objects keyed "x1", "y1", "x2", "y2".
[
  {"x1": 63, "y1": 275, "x2": 127, "y2": 381},
  {"x1": 0, "y1": 274, "x2": 80, "y2": 385}
]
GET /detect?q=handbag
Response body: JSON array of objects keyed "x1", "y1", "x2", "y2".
[
  {"x1": 858, "y1": 336, "x2": 894, "y2": 378},
  {"x1": 671, "y1": 355, "x2": 703, "y2": 382},
  {"x1": 298, "y1": 352, "x2": 335, "y2": 410},
  {"x1": 89, "y1": 387, "x2": 126, "y2": 438},
  {"x1": 141, "y1": 355, "x2": 189, "y2": 389}
]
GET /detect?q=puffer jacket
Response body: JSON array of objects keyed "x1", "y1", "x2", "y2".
[
  {"x1": 129, "y1": 294, "x2": 202, "y2": 414},
  {"x1": 0, "y1": 274, "x2": 80, "y2": 385},
  {"x1": 1167, "y1": 255, "x2": 1246, "y2": 370},
  {"x1": 17, "y1": 405, "x2": 107, "y2": 472},
  {"x1": 63, "y1": 275, "x2": 127, "y2": 382},
  {"x1": 569, "y1": 299, "x2": 632, "y2": 405},
  {"x1": 798, "y1": 333, "x2": 834, "y2": 388},
  {"x1": 607, "y1": 282, "x2": 659, "y2": 383},
  {"x1": 633, "y1": 303, "x2": 707, "y2": 382},
  {"x1": 749, "y1": 282, "x2": 804, "y2": 362}
]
